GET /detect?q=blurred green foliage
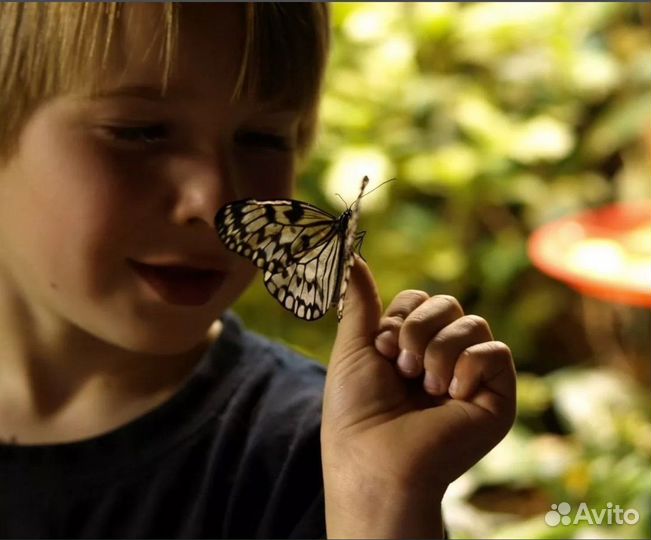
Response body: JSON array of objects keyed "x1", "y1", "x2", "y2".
[
  {"x1": 231, "y1": 3, "x2": 650, "y2": 538},
  {"x1": 235, "y1": 2, "x2": 650, "y2": 367}
]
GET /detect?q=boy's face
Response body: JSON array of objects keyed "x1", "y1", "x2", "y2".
[{"x1": 0, "y1": 4, "x2": 299, "y2": 355}]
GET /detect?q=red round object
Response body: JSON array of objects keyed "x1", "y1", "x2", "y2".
[{"x1": 528, "y1": 201, "x2": 651, "y2": 308}]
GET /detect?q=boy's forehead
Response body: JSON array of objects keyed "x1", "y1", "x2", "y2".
[
  {"x1": 100, "y1": 3, "x2": 245, "y2": 100},
  {"x1": 88, "y1": 80, "x2": 301, "y2": 120}
]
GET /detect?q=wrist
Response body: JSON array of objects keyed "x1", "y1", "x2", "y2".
[{"x1": 323, "y1": 467, "x2": 447, "y2": 539}]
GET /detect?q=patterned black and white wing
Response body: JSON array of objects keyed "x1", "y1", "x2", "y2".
[
  {"x1": 216, "y1": 199, "x2": 336, "y2": 272},
  {"x1": 215, "y1": 176, "x2": 370, "y2": 322},
  {"x1": 216, "y1": 199, "x2": 342, "y2": 320},
  {"x1": 262, "y1": 224, "x2": 345, "y2": 320}
]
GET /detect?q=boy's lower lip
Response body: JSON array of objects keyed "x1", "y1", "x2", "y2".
[{"x1": 128, "y1": 260, "x2": 225, "y2": 306}]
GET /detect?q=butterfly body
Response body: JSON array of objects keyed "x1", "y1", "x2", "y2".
[{"x1": 215, "y1": 176, "x2": 369, "y2": 321}]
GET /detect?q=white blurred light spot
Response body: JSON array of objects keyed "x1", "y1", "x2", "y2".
[
  {"x1": 324, "y1": 148, "x2": 393, "y2": 212},
  {"x1": 377, "y1": 37, "x2": 414, "y2": 67},
  {"x1": 571, "y1": 50, "x2": 621, "y2": 97},
  {"x1": 565, "y1": 236, "x2": 651, "y2": 292},
  {"x1": 510, "y1": 116, "x2": 574, "y2": 162},
  {"x1": 461, "y1": 2, "x2": 558, "y2": 35},
  {"x1": 342, "y1": 5, "x2": 397, "y2": 42},
  {"x1": 566, "y1": 239, "x2": 624, "y2": 278},
  {"x1": 553, "y1": 369, "x2": 637, "y2": 448}
]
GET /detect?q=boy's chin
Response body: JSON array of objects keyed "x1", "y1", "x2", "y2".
[
  {"x1": 128, "y1": 333, "x2": 214, "y2": 357},
  {"x1": 103, "y1": 316, "x2": 223, "y2": 357}
]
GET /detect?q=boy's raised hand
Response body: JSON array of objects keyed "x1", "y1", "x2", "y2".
[{"x1": 321, "y1": 257, "x2": 516, "y2": 539}]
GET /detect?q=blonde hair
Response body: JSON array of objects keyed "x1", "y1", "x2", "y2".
[{"x1": 0, "y1": 2, "x2": 330, "y2": 160}]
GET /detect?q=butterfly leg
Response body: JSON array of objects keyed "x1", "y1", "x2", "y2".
[{"x1": 353, "y1": 230, "x2": 367, "y2": 262}]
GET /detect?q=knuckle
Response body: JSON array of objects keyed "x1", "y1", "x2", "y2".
[
  {"x1": 406, "y1": 308, "x2": 428, "y2": 324},
  {"x1": 464, "y1": 314, "x2": 489, "y2": 333},
  {"x1": 432, "y1": 294, "x2": 463, "y2": 315},
  {"x1": 386, "y1": 290, "x2": 430, "y2": 320},
  {"x1": 378, "y1": 315, "x2": 404, "y2": 333},
  {"x1": 467, "y1": 340, "x2": 512, "y2": 359},
  {"x1": 395, "y1": 290, "x2": 430, "y2": 312},
  {"x1": 488, "y1": 340, "x2": 513, "y2": 357},
  {"x1": 427, "y1": 332, "x2": 448, "y2": 351},
  {"x1": 402, "y1": 308, "x2": 431, "y2": 330},
  {"x1": 402, "y1": 289, "x2": 430, "y2": 303}
]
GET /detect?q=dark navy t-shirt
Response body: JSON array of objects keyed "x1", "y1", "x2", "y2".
[{"x1": 0, "y1": 312, "x2": 327, "y2": 538}]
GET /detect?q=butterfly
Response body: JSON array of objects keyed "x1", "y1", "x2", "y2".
[{"x1": 215, "y1": 176, "x2": 377, "y2": 322}]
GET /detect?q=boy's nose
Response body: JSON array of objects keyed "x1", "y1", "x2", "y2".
[{"x1": 170, "y1": 155, "x2": 236, "y2": 227}]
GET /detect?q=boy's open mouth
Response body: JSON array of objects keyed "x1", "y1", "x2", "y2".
[{"x1": 128, "y1": 260, "x2": 225, "y2": 306}]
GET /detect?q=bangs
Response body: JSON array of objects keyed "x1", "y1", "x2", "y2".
[
  {"x1": 0, "y1": 3, "x2": 176, "y2": 158},
  {"x1": 0, "y1": 3, "x2": 329, "y2": 158},
  {"x1": 0, "y1": 3, "x2": 175, "y2": 98},
  {"x1": 234, "y1": 3, "x2": 329, "y2": 152},
  {"x1": 235, "y1": 4, "x2": 329, "y2": 114}
]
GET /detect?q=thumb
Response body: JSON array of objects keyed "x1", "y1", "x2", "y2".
[{"x1": 331, "y1": 256, "x2": 383, "y2": 362}]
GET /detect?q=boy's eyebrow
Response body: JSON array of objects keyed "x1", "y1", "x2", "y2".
[
  {"x1": 85, "y1": 84, "x2": 303, "y2": 118},
  {"x1": 88, "y1": 84, "x2": 186, "y2": 101}
]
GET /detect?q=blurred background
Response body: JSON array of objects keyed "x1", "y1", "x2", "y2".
[{"x1": 232, "y1": 3, "x2": 651, "y2": 538}]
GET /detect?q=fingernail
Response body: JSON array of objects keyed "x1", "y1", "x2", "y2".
[
  {"x1": 448, "y1": 376, "x2": 459, "y2": 397},
  {"x1": 397, "y1": 349, "x2": 421, "y2": 374},
  {"x1": 374, "y1": 331, "x2": 397, "y2": 358},
  {"x1": 424, "y1": 372, "x2": 445, "y2": 394}
]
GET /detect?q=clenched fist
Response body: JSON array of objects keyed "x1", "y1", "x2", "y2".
[{"x1": 322, "y1": 257, "x2": 516, "y2": 539}]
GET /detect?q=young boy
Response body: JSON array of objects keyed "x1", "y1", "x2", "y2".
[{"x1": 0, "y1": 4, "x2": 516, "y2": 538}]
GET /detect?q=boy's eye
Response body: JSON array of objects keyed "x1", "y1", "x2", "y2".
[
  {"x1": 235, "y1": 130, "x2": 293, "y2": 151},
  {"x1": 102, "y1": 124, "x2": 169, "y2": 143}
]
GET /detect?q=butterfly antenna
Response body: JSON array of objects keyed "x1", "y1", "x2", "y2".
[
  {"x1": 360, "y1": 177, "x2": 397, "y2": 200},
  {"x1": 335, "y1": 192, "x2": 349, "y2": 210}
]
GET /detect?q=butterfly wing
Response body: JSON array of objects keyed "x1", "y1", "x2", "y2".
[
  {"x1": 216, "y1": 198, "x2": 342, "y2": 320},
  {"x1": 262, "y1": 225, "x2": 344, "y2": 320},
  {"x1": 215, "y1": 176, "x2": 371, "y2": 322},
  {"x1": 216, "y1": 199, "x2": 336, "y2": 272}
]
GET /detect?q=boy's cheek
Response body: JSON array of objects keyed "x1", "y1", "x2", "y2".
[
  {"x1": 236, "y1": 157, "x2": 295, "y2": 200},
  {"x1": 218, "y1": 261, "x2": 258, "y2": 304}
]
